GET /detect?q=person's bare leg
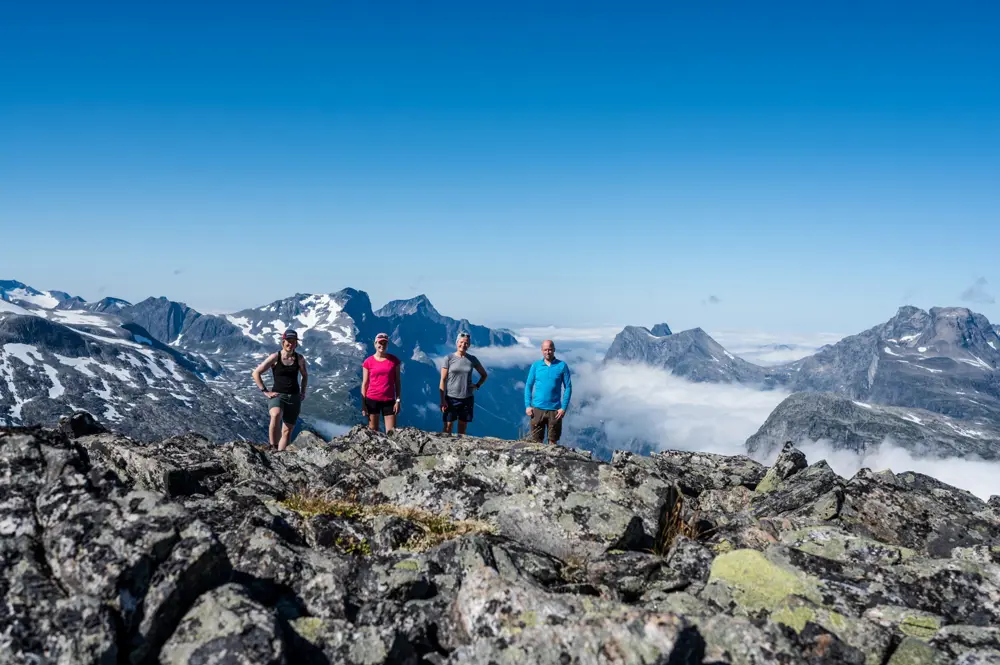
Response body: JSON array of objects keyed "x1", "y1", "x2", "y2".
[
  {"x1": 442, "y1": 420, "x2": 454, "y2": 434},
  {"x1": 384, "y1": 414, "x2": 397, "y2": 433},
  {"x1": 368, "y1": 413, "x2": 381, "y2": 431},
  {"x1": 268, "y1": 408, "x2": 282, "y2": 449},
  {"x1": 457, "y1": 420, "x2": 468, "y2": 436},
  {"x1": 278, "y1": 422, "x2": 293, "y2": 451}
]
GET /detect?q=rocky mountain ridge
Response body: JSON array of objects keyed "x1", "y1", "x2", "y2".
[
  {"x1": 4, "y1": 416, "x2": 1000, "y2": 664},
  {"x1": 0, "y1": 280, "x2": 524, "y2": 439},
  {"x1": 746, "y1": 392, "x2": 1000, "y2": 459},
  {"x1": 0, "y1": 309, "x2": 266, "y2": 441}
]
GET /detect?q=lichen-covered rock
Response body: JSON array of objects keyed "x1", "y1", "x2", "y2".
[
  {"x1": 287, "y1": 617, "x2": 416, "y2": 665},
  {"x1": 5, "y1": 422, "x2": 999, "y2": 665},
  {"x1": 158, "y1": 584, "x2": 286, "y2": 665}
]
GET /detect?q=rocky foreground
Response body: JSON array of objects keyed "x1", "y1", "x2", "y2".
[{"x1": 4, "y1": 415, "x2": 1000, "y2": 665}]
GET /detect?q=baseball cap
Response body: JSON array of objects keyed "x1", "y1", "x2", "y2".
[
  {"x1": 281, "y1": 329, "x2": 299, "y2": 342},
  {"x1": 375, "y1": 332, "x2": 389, "y2": 343}
]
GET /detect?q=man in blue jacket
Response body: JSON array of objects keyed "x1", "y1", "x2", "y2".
[{"x1": 524, "y1": 339, "x2": 572, "y2": 444}]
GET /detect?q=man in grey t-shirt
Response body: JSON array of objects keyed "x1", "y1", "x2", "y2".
[{"x1": 440, "y1": 332, "x2": 488, "y2": 435}]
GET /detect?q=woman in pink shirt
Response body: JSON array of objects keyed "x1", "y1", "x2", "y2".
[{"x1": 361, "y1": 332, "x2": 402, "y2": 432}]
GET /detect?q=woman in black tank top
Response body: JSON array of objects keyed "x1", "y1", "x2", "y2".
[
  {"x1": 271, "y1": 351, "x2": 301, "y2": 394},
  {"x1": 251, "y1": 329, "x2": 309, "y2": 451}
]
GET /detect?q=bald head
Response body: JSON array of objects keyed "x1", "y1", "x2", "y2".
[{"x1": 541, "y1": 339, "x2": 556, "y2": 362}]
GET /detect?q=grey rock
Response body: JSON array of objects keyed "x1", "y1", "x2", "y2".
[
  {"x1": 8, "y1": 423, "x2": 999, "y2": 665},
  {"x1": 158, "y1": 584, "x2": 286, "y2": 665},
  {"x1": 58, "y1": 410, "x2": 108, "y2": 438}
]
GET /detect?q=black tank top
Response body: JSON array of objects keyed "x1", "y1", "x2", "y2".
[{"x1": 271, "y1": 352, "x2": 301, "y2": 394}]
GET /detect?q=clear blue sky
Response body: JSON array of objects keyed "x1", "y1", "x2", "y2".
[{"x1": 2, "y1": 1, "x2": 998, "y2": 333}]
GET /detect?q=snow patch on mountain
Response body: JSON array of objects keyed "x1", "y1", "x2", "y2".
[
  {"x1": 5, "y1": 287, "x2": 60, "y2": 309},
  {"x1": 0, "y1": 300, "x2": 30, "y2": 316}
]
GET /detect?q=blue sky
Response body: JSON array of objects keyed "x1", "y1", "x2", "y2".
[{"x1": 2, "y1": 1, "x2": 998, "y2": 334}]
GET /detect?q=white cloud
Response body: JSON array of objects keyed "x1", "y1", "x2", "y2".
[
  {"x1": 458, "y1": 344, "x2": 541, "y2": 368},
  {"x1": 564, "y1": 359, "x2": 999, "y2": 501},
  {"x1": 567, "y1": 360, "x2": 790, "y2": 454},
  {"x1": 306, "y1": 418, "x2": 352, "y2": 440},
  {"x1": 515, "y1": 325, "x2": 625, "y2": 346},
  {"x1": 708, "y1": 330, "x2": 845, "y2": 366}
]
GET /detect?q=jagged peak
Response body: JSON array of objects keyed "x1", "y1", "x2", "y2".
[
  {"x1": 650, "y1": 323, "x2": 672, "y2": 337},
  {"x1": 375, "y1": 294, "x2": 440, "y2": 318}
]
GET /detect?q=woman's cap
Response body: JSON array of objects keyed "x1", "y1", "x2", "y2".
[
  {"x1": 282, "y1": 329, "x2": 299, "y2": 342},
  {"x1": 375, "y1": 333, "x2": 389, "y2": 342}
]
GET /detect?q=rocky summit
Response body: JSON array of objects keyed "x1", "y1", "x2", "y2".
[{"x1": 4, "y1": 418, "x2": 1000, "y2": 665}]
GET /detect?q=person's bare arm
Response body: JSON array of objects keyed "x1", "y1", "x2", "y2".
[
  {"x1": 252, "y1": 354, "x2": 279, "y2": 397},
  {"x1": 439, "y1": 366, "x2": 449, "y2": 411},
  {"x1": 393, "y1": 363, "x2": 402, "y2": 415},
  {"x1": 361, "y1": 367, "x2": 370, "y2": 415},
  {"x1": 473, "y1": 359, "x2": 488, "y2": 390},
  {"x1": 298, "y1": 355, "x2": 309, "y2": 400}
]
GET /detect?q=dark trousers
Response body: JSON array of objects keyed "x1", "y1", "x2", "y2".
[{"x1": 529, "y1": 408, "x2": 562, "y2": 443}]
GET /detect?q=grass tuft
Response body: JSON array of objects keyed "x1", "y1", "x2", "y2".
[{"x1": 279, "y1": 489, "x2": 496, "y2": 552}]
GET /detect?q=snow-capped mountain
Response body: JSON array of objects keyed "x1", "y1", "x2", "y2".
[
  {"x1": 604, "y1": 306, "x2": 1000, "y2": 459},
  {"x1": 0, "y1": 310, "x2": 265, "y2": 441},
  {"x1": 215, "y1": 290, "x2": 522, "y2": 433},
  {"x1": 781, "y1": 306, "x2": 1000, "y2": 420},
  {"x1": 606, "y1": 306, "x2": 1000, "y2": 419},
  {"x1": 0, "y1": 280, "x2": 85, "y2": 310},
  {"x1": 1, "y1": 280, "x2": 525, "y2": 440}
]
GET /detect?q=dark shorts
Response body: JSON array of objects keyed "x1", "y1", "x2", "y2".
[
  {"x1": 267, "y1": 393, "x2": 301, "y2": 426},
  {"x1": 365, "y1": 398, "x2": 396, "y2": 417},
  {"x1": 529, "y1": 408, "x2": 562, "y2": 443},
  {"x1": 443, "y1": 396, "x2": 474, "y2": 423}
]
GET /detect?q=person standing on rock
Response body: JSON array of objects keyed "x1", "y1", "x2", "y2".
[
  {"x1": 361, "y1": 332, "x2": 402, "y2": 433},
  {"x1": 440, "y1": 332, "x2": 488, "y2": 436},
  {"x1": 524, "y1": 339, "x2": 572, "y2": 444},
  {"x1": 252, "y1": 329, "x2": 308, "y2": 452}
]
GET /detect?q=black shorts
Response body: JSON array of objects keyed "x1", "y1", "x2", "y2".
[
  {"x1": 365, "y1": 398, "x2": 396, "y2": 416},
  {"x1": 443, "y1": 396, "x2": 474, "y2": 423}
]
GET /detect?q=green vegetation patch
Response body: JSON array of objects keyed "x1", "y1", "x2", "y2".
[{"x1": 280, "y1": 490, "x2": 496, "y2": 552}]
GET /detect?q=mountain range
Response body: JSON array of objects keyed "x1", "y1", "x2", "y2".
[
  {"x1": 0, "y1": 279, "x2": 524, "y2": 441},
  {"x1": 4, "y1": 277, "x2": 1000, "y2": 465},
  {"x1": 604, "y1": 306, "x2": 1000, "y2": 459}
]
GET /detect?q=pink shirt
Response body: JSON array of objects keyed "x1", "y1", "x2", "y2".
[{"x1": 363, "y1": 354, "x2": 400, "y2": 401}]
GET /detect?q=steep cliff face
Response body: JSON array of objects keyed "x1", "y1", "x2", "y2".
[{"x1": 4, "y1": 416, "x2": 999, "y2": 664}]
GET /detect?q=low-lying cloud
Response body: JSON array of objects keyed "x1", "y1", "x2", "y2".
[
  {"x1": 516, "y1": 325, "x2": 624, "y2": 346},
  {"x1": 567, "y1": 360, "x2": 791, "y2": 454},
  {"x1": 708, "y1": 330, "x2": 844, "y2": 366},
  {"x1": 307, "y1": 417, "x2": 352, "y2": 440},
  {"x1": 567, "y1": 359, "x2": 998, "y2": 501},
  {"x1": 459, "y1": 344, "x2": 543, "y2": 368}
]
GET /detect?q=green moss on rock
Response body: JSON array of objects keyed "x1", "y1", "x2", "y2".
[{"x1": 708, "y1": 549, "x2": 821, "y2": 611}]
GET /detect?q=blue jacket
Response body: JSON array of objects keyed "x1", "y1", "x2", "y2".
[{"x1": 524, "y1": 359, "x2": 572, "y2": 411}]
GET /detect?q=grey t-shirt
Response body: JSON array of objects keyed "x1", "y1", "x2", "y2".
[{"x1": 443, "y1": 353, "x2": 485, "y2": 399}]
